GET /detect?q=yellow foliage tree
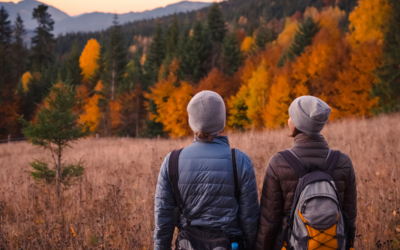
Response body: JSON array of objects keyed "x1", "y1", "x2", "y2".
[
  {"x1": 79, "y1": 81, "x2": 104, "y2": 132},
  {"x1": 241, "y1": 36, "x2": 256, "y2": 54},
  {"x1": 277, "y1": 18, "x2": 299, "y2": 47},
  {"x1": 348, "y1": 0, "x2": 390, "y2": 46},
  {"x1": 147, "y1": 60, "x2": 193, "y2": 138},
  {"x1": 227, "y1": 84, "x2": 251, "y2": 130},
  {"x1": 263, "y1": 69, "x2": 292, "y2": 128},
  {"x1": 21, "y1": 72, "x2": 32, "y2": 93},
  {"x1": 304, "y1": 6, "x2": 345, "y2": 30},
  {"x1": 79, "y1": 39, "x2": 101, "y2": 82},
  {"x1": 245, "y1": 62, "x2": 273, "y2": 127},
  {"x1": 109, "y1": 100, "x2": 122, "y2": 132}
]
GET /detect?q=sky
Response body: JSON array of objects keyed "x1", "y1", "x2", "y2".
[{"x1": 10, "y1": 0, "x2": 217, "y2": 16}]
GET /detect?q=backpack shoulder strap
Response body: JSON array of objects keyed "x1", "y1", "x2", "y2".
[
  {"x1": 323, "y1": 149, "x2": 341, "y2": 176},
  {"x1": 278, "y1": 150, "x2": 308, "y2": 178},
  {"x1": 231, "y1": 148, "x2": 240, "y2": 202},
  {"x1": 168, "y1": 149, "x2": 184, "y2": 227}
]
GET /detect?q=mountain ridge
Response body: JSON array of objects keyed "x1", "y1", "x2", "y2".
[{"x1": 0, "y1": 0, "x2": 212, "y2": 34}]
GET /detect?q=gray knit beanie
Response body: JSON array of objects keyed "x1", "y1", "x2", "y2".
[
  {"x1": 289, "y1": 96, "x2": 331, "y2": 134},
  {"x1": 187, "y1": 91, "x2": 226, "y2": 136}
]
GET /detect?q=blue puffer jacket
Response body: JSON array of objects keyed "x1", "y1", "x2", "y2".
[{"x1": 154, "y1": 136, "x2": 260, "y2": 250}]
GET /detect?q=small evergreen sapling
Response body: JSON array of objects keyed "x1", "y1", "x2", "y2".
[{"x1": 20, "y1": 83, "x2": 90, "y2": 197}]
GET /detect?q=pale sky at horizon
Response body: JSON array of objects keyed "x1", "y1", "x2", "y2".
[{"x1": 9, "y1": 0, "x2": 217, "y2": 16}]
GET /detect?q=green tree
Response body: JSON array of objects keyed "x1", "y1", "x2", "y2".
[
  {"x1": 66, "y1": 42, "x2": 83, "y2": 86},
  {"x1": 0, "y1": 6, "x2": 12, "y2": 46},
  {"x1": 106, "y1": 15, "x2": 126, "y2": 101},
  {"x1": 10, "y1": 14, "x2": 27, "y2": 82},
  {"x1": 0, "y1": 6, "x2": 12, "y2": 93},
  {"x1": 255, "y1": 26, "x2": 275, "y2": 50},
  {"x1": 374, "y1": 0, "x2": 400, "y2": 113},
  {"x1": 165, "y1": 15, "x2": 179, "y2": 62},
  {"x1": 278, "y1": 17, "x2": 320, "y2": 67},
  {"x1": 207, "y1": 3, "x2": 226, "y2": 44},
  {"x1": 31, "y1": 4, "x2": 55, "y2": 72},
  {"x1": 180, "y1": 21, "x2": 212, "y2": 82},
  {"x1": 20, "y1": 84, "x2": 90, "y2": 197},
  {"x1": 222, "y1": 32, "x2": 241, "y2": 76},
  {"x1": 145, "y1": 20, "x2": 165, "y2": 85}
]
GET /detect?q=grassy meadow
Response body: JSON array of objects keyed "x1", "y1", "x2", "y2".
[{"x1": 0, "y1": 115, "x2": 399, "y2": 249}]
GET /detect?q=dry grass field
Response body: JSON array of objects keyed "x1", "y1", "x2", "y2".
[{"x1": 0, "y1": 115, "x2": 400, "y2": 249}]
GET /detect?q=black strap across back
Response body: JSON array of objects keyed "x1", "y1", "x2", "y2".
[
  {"x1": 168, "y1": 148, "x2": 240, "y2": 227},
  {"x1": 278, "y1": 149, "x2": 341, "y2": 178}
]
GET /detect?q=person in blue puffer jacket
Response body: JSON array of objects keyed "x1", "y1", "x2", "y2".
[{"x1": 154, "y1": 91, "x2": 260, "y2": 250}]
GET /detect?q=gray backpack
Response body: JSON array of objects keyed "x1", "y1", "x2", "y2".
[{"x1": 277, "y1": 149, "x2": 347, "y2": 250}]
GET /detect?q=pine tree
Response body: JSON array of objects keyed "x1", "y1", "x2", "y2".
[
  {"x1": 31, "y1": 4, "x2": 55, "y2": 72},
  {"x1": 66, "y1": 42, "x2": 83, "y2": 86},
  {"x1": 207, "y1": 3, "x2": 226, "y2": 44},
  {"x1": 222, "y1": 32, "x2": 241, "y2": 76},
  {"x1": 255, "y1": 26, "x2": 275, "y2": 50},
  {"x1": 106, "y1": 15, "x2": 126, "y2": 101},
  {"x1": 374, "y1": 0, "x2": 400, "y2": 112},
  {"x1": 145, "y1": 21, "x2": 165, "y2": 85},
  {"x1": 165, "y1": 15, "x2": 179, "y2": 62},
  {"x1": 278, "y1": 17, "x2": 320, "y2": 67},
  {"x1": 0, "y1": 7, "x2": 12, "y2": 46},
  {"x1": 10, "y1": 14, "x2": 27, "y2": 82},
  {"x1": 0, "y1": 6, "x2": 12, "y2": 95},
  {"x1": 20, "y1": 84, "x2": 90, "y2": 197},
  {"x1": 181, "y1": 21, "x2": 212, "y2": 83}
]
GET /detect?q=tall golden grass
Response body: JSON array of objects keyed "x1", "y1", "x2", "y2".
[{"x1": 0, "y1": 115, "x2": 399, "y2": 249}]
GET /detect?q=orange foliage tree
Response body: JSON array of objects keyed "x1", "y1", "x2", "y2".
[
  {"x1": 79, "y1": 39, "x2": 101, "y2": 82},
  {"x1": 79, "y1": 81, "x2": 104, "y2": 132},
  {"x1": 147, "y1": 60, "x2": 193, "y2": 138}
]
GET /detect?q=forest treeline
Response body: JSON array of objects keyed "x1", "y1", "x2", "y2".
[{"x1": 0, "y1": 0, "x2": 399, "y2": 139}]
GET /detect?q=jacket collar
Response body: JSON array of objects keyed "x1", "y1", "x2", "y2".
[
  {"x1": 293, "y1": 133, "x2": 328, "y2": 149},
  {"x1": 194, "y1": 135, "x2": 230, "y2": 147}
]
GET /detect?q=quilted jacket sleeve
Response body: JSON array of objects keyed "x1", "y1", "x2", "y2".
[
  {"x1": 236, "y1": 150, "x2": 260, "y2": 249},
  {"x1": 255, "y1": 155, "x2": 284, "y2": 250},
  {"x1": 154, "y1": 153, "x2": 176, "y2": 250},
  {"x1": 341, "y1": 154, "x2": 357, "y2": 249}
]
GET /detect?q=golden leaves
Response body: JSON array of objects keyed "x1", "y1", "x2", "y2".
[{"x1": 79, "y1": 39, "x2": 101, "y2": 82}]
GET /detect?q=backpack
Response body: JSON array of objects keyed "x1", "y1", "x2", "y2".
[
  {"x1": 168, "y1": 148, "x2": 244, "y2": 250},
  {"x1": 277, "y1": 149, "x2": 348, "y2": 250}
]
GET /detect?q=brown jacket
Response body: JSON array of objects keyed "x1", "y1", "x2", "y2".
[{"x1": 255, "y1": 133, "x2": 357, "y2": 250}]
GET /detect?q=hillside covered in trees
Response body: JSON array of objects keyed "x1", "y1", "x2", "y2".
[{"x1": 0, "y1": 0, "x2": 398, "y2": 140}]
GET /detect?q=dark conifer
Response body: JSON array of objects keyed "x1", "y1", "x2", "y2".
[
  {"x1": 207, "y1": 3, "x2": 226, "y2": 44},
  {"x1": 374, "y1": 0, "x2": 400, "y2": 112},
  {"x1": 222, "y1": 32, "x2": 241, "y2": 76},
  {"x1": 31, "y1": 4, "x2": 55, "y2": 71}
]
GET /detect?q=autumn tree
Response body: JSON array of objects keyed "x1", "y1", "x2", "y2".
[
  {"x1": 278, "y1": 17, "x2": 320, "y2": 67},
  {"x1": 348, "y1": 0, "x2": 390, "y2": 46},
  {"x1": 79, "y1": 81, "x2": 104, "y2": 132},
  {"x1": 147, "y1": 60, "x2": 193, "y2": 137},
  {"x1": 332, "y1": 42, "x2": 381, "y2": 118},
  {"x1": 79, "y1": 38, "x2": 101, "y2": 83},
  {"x1": 374, "y1": 0, "x2": 400, "y2": 112}
]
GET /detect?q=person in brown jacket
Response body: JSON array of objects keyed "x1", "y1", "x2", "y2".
[{"x1": 255, "y1": 96, "x2": 357, "y2": 250}]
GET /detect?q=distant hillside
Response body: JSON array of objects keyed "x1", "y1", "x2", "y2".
[
  {"x1": 55, "y1": 1, "x2": 212, "y2": 35},
  {"x1": 54, "y1": 0, "x2": 359, "y2": 57},
  {"x1": 0, "y1": 0, "x2": 212, "y2": 35}
]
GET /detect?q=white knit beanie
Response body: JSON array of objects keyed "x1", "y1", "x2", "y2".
[{"x1": 187, "y1": 91, "x2": 226, "y2": 136}]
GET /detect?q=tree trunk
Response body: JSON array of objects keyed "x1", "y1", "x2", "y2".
[
  {"x1": 111, "y1": 60, "x2": 116, "y2": 101},
  {"x1": 136, "y1": 87, "x2": 140, "y2": 138},
  {"x1": 56, "y1": 146, "x2": 62, "y2": 198}
]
